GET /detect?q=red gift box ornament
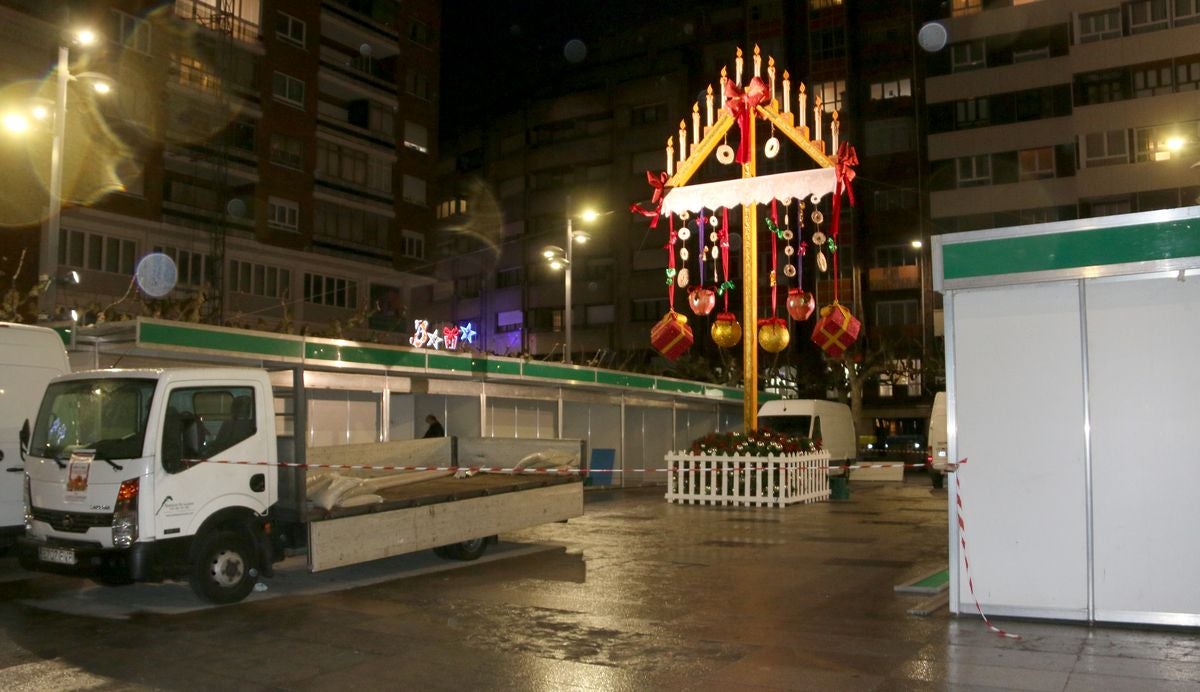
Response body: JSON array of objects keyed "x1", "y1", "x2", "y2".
[
  {"x1": 688, "y1": 286, "x2": 716, "y2": 316},
  {"x1": 786, "y1": 288, "x2": 815, "y2": 321},
  {"x1": 650, "y1": 310, "x2": 693, "y2": 361},
  {"x1": 811, "y1": 302, "x2": 862, "y2": 358}
]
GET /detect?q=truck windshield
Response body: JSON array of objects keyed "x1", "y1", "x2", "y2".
[
  {"x1": 758, "y1": 415, "x2": 812, "y2": 437},
  {"x1": 29, "y1": 378, "x2": 157, "y2": 461}
]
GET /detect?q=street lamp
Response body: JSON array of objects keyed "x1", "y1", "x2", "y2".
[
  {"x1": 38, "y1": 27, "x2": 100, "y2": 320},
  {"x1": 912, "y1": 238, "x2": 927, "y2": 389},
  {"x1": 542, "y1": 208, "x2": 597, "y2": 363}
]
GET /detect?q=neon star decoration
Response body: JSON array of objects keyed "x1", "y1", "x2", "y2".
[{"x1": 409, "y1": 319, "x2": 479, "y2": 351}]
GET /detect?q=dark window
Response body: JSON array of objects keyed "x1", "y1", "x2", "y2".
[{"x1": 811, "y1": 27, "x2": 846, "y2": 61}]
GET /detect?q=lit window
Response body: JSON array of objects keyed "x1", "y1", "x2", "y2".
[
  {"x1": 1018, "y1": 147, "x2": 1055, "y2": 180},
  {"x1": 951, "y1": 0, "x2": 982, "y2": 17},
  {"x1": 869, "y1": 78, "x2": 911, "y2": 101},
  {"x1": 814, "y1": 80, "x2": 846, "y2": 113}
]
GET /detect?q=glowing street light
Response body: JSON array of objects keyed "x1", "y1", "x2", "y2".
[{"x1": 543, "y1": 202, "x2": 602, "y2": 363}]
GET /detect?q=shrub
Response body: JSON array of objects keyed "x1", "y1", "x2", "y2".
[{"x1": 689, "y1": 428, "x2": 817, "y2": 457}]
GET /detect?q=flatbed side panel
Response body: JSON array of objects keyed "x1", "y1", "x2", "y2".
[{"x1": 307, "y1": 481, "x2": 582, "y2": 572}]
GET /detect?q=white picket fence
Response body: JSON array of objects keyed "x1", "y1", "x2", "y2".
[{"x1": 664, "y1": 450, "x2": 832, "y2": 507}]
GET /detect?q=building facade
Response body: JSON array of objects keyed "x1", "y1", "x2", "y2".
[{"x1": 0, "y1": 0, "x2": 440, "y2": 337}]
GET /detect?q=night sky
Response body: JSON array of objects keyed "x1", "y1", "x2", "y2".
[{"x1": 440, "y1": 0, "x2": 700, "y2": 134}]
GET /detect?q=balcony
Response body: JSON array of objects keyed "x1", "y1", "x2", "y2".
[
  {"x1": 868, "y1": 265, "x2": 920, "y2": 291},
  {"x1": 174, "y1": 0, "x2": 260, "y2": 45}
]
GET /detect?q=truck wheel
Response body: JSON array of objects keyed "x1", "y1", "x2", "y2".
[
  {"x1": 446, "y1": 537, "x2": 489, "y2": 561},
  {"x1": 190, "y1": 530, "x2": 257, "y2": 604},
  {"x1": 931, "y1": 472, "x2": 945, "y2": 489}
]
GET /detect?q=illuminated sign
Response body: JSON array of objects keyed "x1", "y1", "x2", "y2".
[{"x1": 409, "y1": 320, "x2": 478, "y2": 351}]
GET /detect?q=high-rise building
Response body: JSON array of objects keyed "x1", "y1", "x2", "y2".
[
  {"x1": 926, "y1": 0, "x2": 1200, "y2": 234},
  {"x1": 0, "y1": 0, "x2": 440, "y2": 336}
]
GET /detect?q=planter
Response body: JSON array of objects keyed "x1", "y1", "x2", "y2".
[{"x1": 664, "y1": 450, "x2": 832, "y2": 507}]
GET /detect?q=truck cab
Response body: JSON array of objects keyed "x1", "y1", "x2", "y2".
[{"x1": 20, "y1": 367, "x2": 276, "y2": 602}]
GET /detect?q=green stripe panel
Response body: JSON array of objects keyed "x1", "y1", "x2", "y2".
[
  {"x1": 943, "y1": 217, "x2": 1200, "y2": 280},
  {"x1": 427, "y1": 352, "x2": 488, "y2": 373},
  {"x1": 595, "y1": 370, "x2": 657, "y2": 389},
  {"x1": 53, "y1": 326, "x2": 72, "y2": 347},
  {"x1": 655, "y1": 378, "x2": 706, "y2": 395},
  {"x1": 306, "y1": 343, "x2": 427, "y2": 368},
  {"x1": 141, "y1": 322, "x2": 303, "y2": 359},
  {"x1": 522, "y1": 362, "x2": 598, "y2": 383}
]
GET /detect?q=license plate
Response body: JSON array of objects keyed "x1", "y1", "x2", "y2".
[{"x1": 38, "y1": 546, "x2": 76, "y2": 566}]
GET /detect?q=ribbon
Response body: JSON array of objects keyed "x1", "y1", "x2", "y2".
[
  {"x1": 721, "y1": 207, "x2": 731, "y2": 310},
  {"x1": 723, "y1": 77, "x2": 769, "y2": 164},
  {"x1": 629, "y1": 170, "x2": 670, "y2": 229},
  {"x1": 667, "y1": 215, "x2": 677, "y2": 305},
  {"x1": 830, "y1": 142, "x2": 857, "y2": 302},
  {"x1": 769, "y1": 199, "x2": 779, "y2": 317}
]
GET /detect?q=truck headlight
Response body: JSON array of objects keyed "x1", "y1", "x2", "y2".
[{"x1": 112, "y1": 478, "x2": 139, "y2": 548}]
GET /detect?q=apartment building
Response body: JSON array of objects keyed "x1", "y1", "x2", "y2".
[
  {"x1": 0, "y1": 0, "x2": 439, "y2": 336},
  {"x1": 926, "y1": 0, "x2": 1200, "y2": 230}
]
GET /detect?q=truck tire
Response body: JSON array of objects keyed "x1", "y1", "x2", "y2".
[
  {"x1": 446, "y1": 537, "x2": 489, "y2": 561},
  {"x1": 189, "y1": 530, "x2": 257, "y2": 604},
  {"x1": 931, "y1": 472, "x2": 945, "y2": 489}
]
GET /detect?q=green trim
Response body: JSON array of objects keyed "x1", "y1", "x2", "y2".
[
  {"x1": 596, "y1": 371, "x2": 656, "y2": 389},
  {"x1": 307, "y1": 343, "x2": 427, "y2": 368},
  {"x1": 140, "y1": 321, "x2": 303, "y2": 359},
  {"x1": 655, "y1": 379, "x2": 705, "y2": 395},
  {"x1": 427, "y1": 352, "x2": 486, "y2": 373},
  {"x1": 943, "y1": 217, "x2": 1200, "y2": 280},
  {"x1": 523, "y1": 362, "x2": 597, "y2": 383}
]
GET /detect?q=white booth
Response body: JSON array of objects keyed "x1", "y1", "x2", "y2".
[{"x1": 934, "y1": 207, "x2": 1200, "y2": 627}]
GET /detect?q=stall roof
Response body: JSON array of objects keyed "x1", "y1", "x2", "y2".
[
  {"x1": 933, "y1": 207, "x2": 1200, "y2": 291},
  {"x1": 68, "y1": 318, "x2": 749, "y2": 404}
]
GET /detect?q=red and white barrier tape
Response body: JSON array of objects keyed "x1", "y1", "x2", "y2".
[
  {"x1": 192, "y1": 459, "x2": 935, "y2": 474},
  {"x1": 955, "y1": 470, "x2": 1020, "y2": 639}
]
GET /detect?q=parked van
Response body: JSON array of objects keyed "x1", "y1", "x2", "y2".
[
  {"x1": 0, "y1": 323, "x2": 70, "y2": 547},
  {"x1": 926, "y1": 391, "x2": 948, "y2": 488},
  {"x1": 757, "y1": 399, "x2": 856, "y2": 473}
]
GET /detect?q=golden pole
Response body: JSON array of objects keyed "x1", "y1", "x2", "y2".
[{"x1": 741, "y1": 116, "x2": 758, "y2": 432}]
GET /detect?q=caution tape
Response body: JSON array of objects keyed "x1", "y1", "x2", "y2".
[
  {"x1": 955, "y1": 470, "x2": 1020, "y2": 639},
  {"x1": 193, "y1": 459, "x2": 942, "y2": 474}
]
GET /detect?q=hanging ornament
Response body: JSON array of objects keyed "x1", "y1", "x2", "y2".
[
  {"x1": 677, "y1": 227, "x2": 691, "y2": 241},
  {"x1": 716, "y1": 142, "x2": 735, "y2": 165},
  {"x1": 812, "y1": 230, "x2": 828, "y2": 273},
  {"x1": 811, "y1": 302, "x2": 862, "y2": 358},
  {"x1": 786, "y1": 288, "x2": 815, "y2": 321},
  {"x1": 676, "y1": 267, "x2": 690, "y2": 288},
  {"x1": 688, "y1": 286, "x2": 716, "y2": 316},
  {"x1": 758, "y1": 317, "x2": 790, "y2": 353},
  {"x1": 711, "y1": 312, "x2": 742, "y2": 349},
  {"x1": 679, "y1": 247, "x2": 690, "y2": 261},
  {"x1": 764, "y1": 135, "x2": 780, "y2": 159},
  {"x1": 651, "y1": 310, "x2": 694, "y2": 361}
]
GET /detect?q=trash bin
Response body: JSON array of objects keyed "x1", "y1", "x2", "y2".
[{"x1": 829, "y1": 471, "x2": 850, "y2": 499}]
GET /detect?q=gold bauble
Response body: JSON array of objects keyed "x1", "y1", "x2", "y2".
[
  {"x1": 710, "y1": 312, "x2": 742, "y2": 349},
  {"x1": 758, "y1": 318, "x2": 791, "y2": 353}
]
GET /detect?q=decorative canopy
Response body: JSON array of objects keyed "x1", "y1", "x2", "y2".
[{"x1": 660, "y1": 168, "x2": 837, "y2": 217}]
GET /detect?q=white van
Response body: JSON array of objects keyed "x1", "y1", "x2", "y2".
[
  {"x1": 757, "y1": 399, "x2": 856, "y2": 473},
  {"x1": 0, "y1": 323, "x2": 70, "y2": 547},
  {"x1": 926, "y1": 391, "x2": 948, "y2": 488}
]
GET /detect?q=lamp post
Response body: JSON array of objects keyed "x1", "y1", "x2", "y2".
[
  {"x1": 38, "y1": 29, "x2": 97, "y2": 320},
  {"x1": 911, "y1": 238, "x2": 927, "y2": 386},
  {"x1": 543, "y1": 207, "x2": 597, "y2": 363}
]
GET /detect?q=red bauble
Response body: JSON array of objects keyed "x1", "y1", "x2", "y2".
[
  {"x1": 688, "y1": 286, "x2": 716, "y2": 316},
  {"x1": 786, "y1": 288, "x2": 815, "y2": 321}
]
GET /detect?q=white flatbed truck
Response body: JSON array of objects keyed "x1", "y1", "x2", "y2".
[{"x1": 17, "y1": 366, "x2": 583, "y2": 603}]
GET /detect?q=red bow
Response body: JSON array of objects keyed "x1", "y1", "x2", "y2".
[
  {"x1": 723, "y1": 77, "x2": 769, "y2": 164},
  {"x1": 830, "y1": 142, "x2": 857, "y2": 241},
  {"x1": 629, "y1": 170, "x2": 669, "y2": 228}
]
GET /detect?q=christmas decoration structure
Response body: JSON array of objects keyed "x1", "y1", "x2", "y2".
[{"x1": 632, "y1": 44, "x2": 857, "y2": 430}]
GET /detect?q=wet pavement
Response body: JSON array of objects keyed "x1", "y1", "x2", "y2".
[{"x1": 0, "y1": 474, "x2": 1197, "y2": 690}]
